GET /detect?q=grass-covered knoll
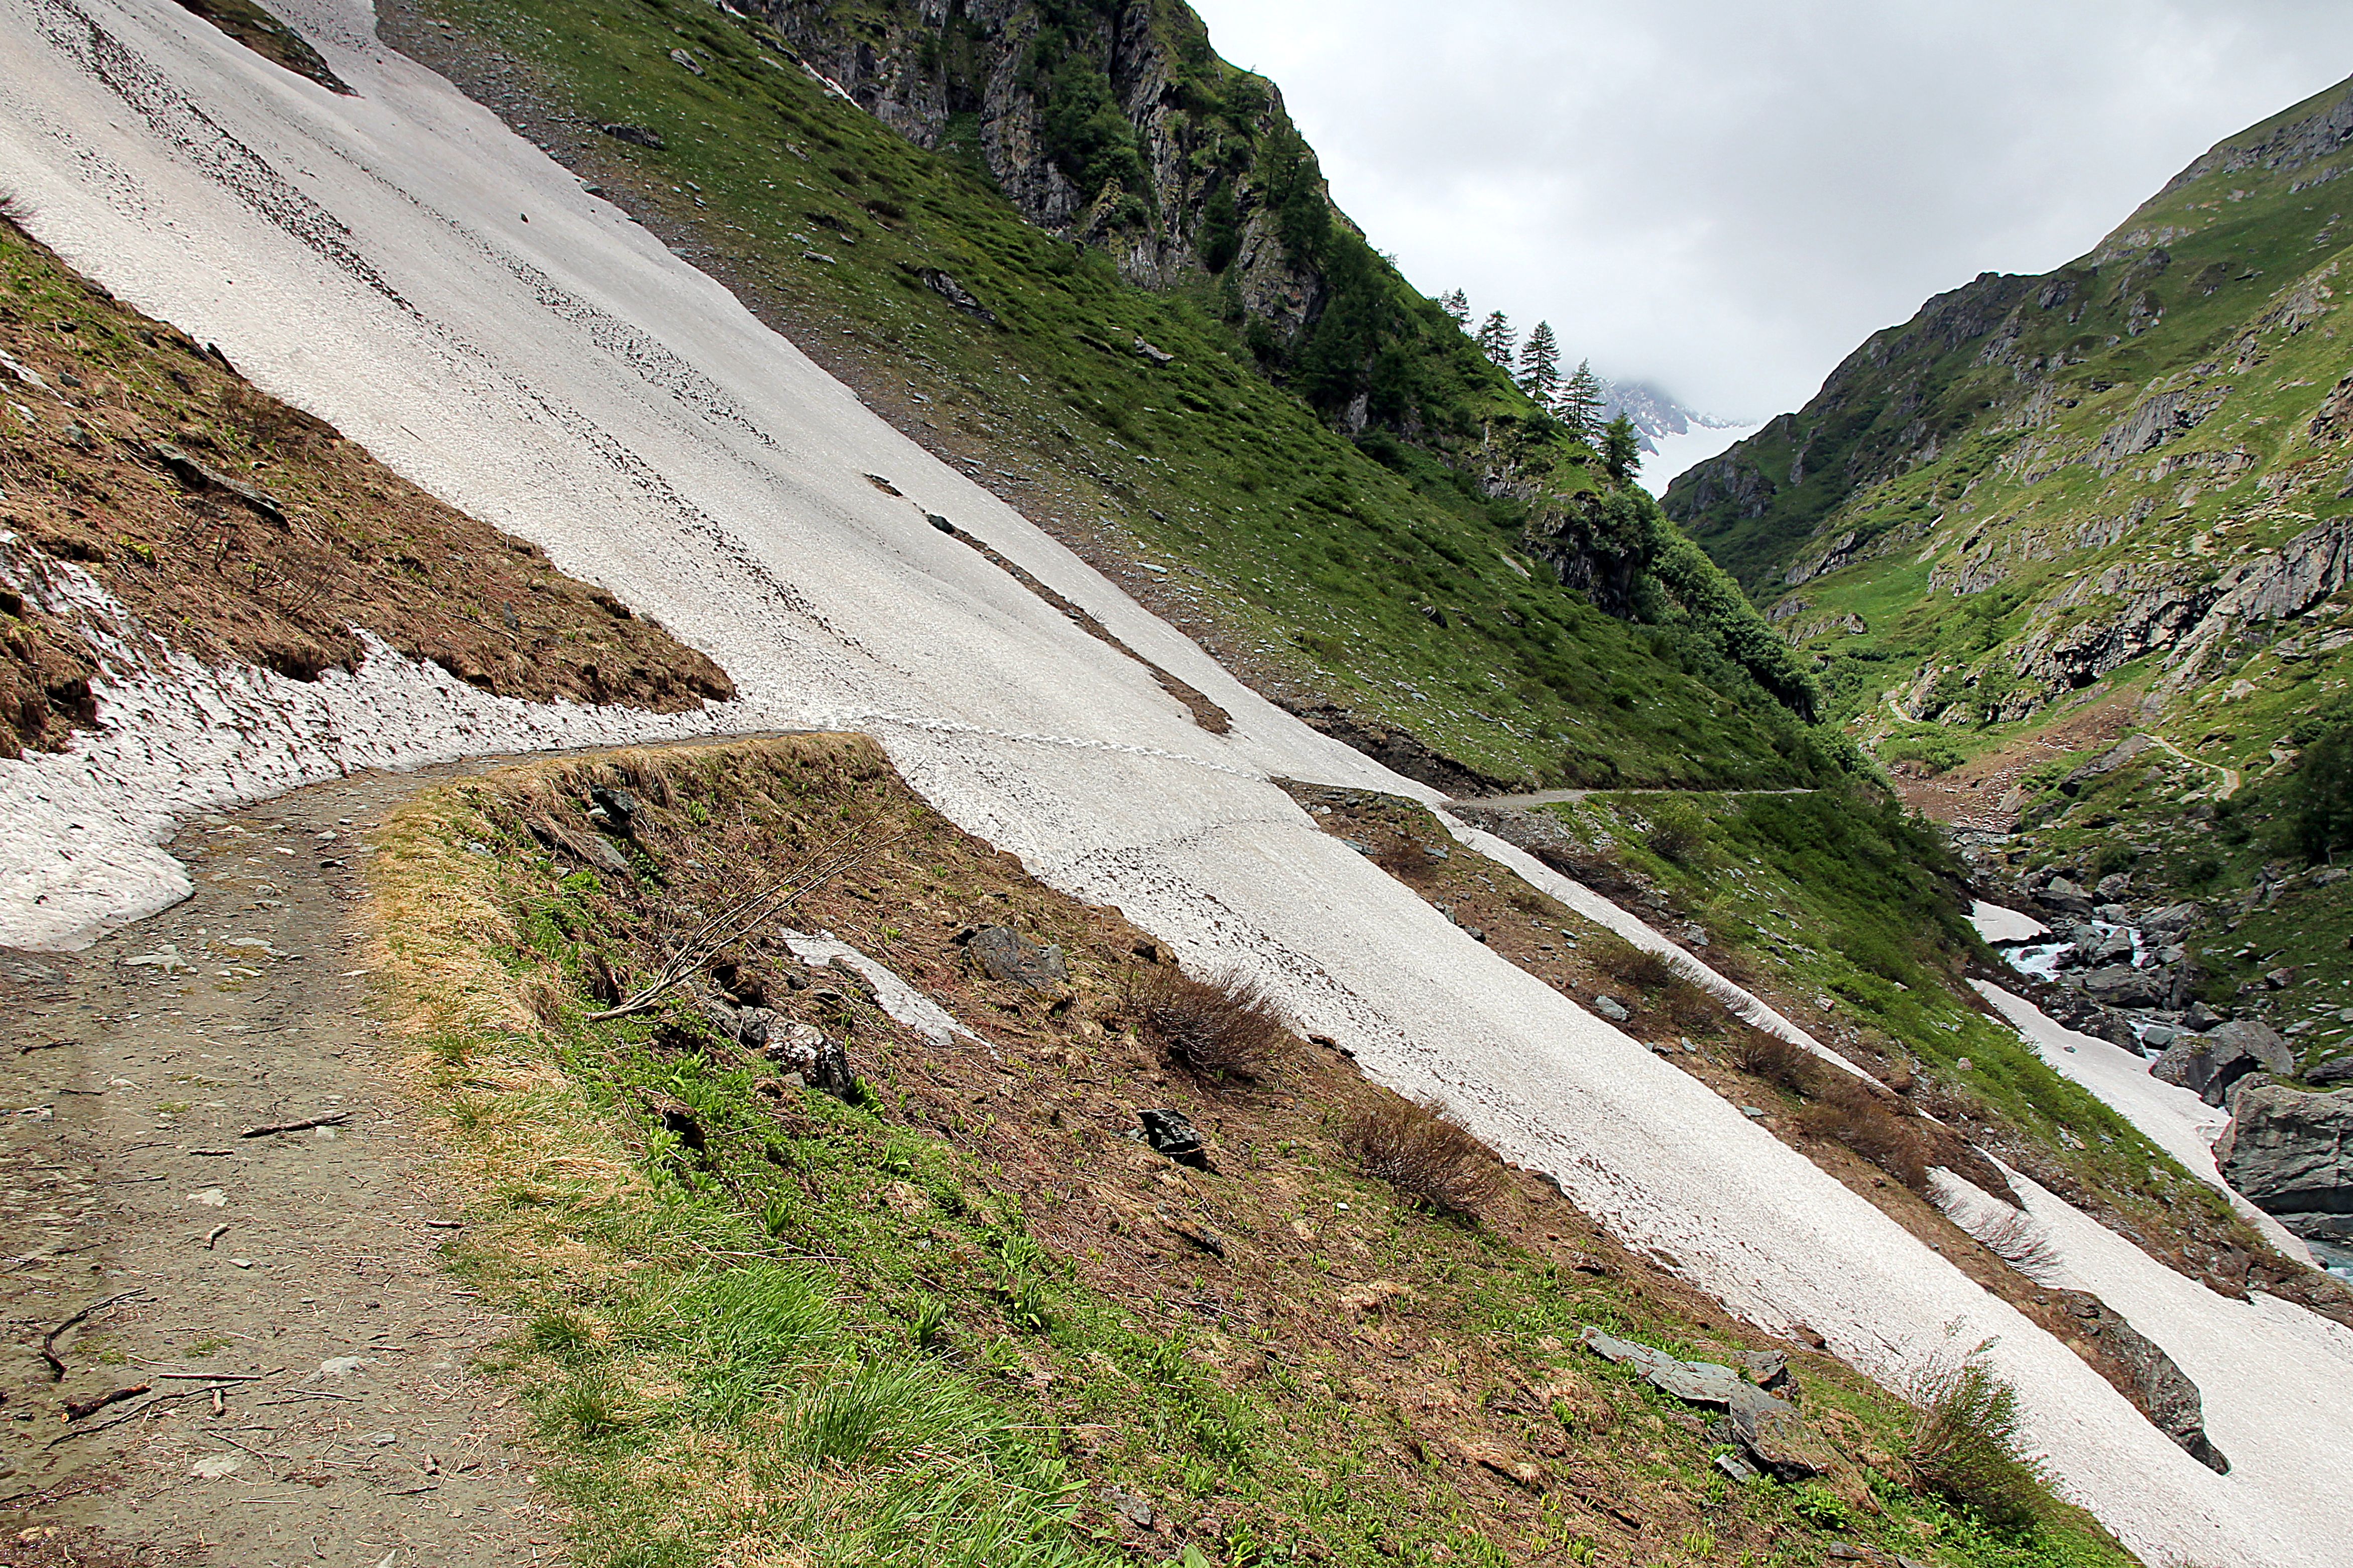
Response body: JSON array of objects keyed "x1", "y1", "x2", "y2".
[
  {"x1": 386, "y1": 0, "x2": 1838, "y2": 789},
  {"x1": 366, "y1": 736, "x2": 2132, "y2": 1567},
  {"x1": 1514, "y1": 788, "x2": 2267, "y2": 1280}
]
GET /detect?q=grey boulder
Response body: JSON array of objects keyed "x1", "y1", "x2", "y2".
[
  {"x1": 2151, "y1": 1020, "x2": 2294, "y2": 1106},
  {"x1": 2216, "y1": 1082, "x2": 2353, "y2": 1228},
  {"x1": 966, "y1": 925, "x2": 1068, "y2": 990},
  {"x1": 2078, "y1": 964, "x2": 2164, "y2": 1009}
]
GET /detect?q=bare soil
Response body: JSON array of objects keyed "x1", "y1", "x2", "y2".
[
  {"x1": 0, "y1": 215, "x2": 733, "y2": 759},
  {"x1": 0, "y1": 763, "x2": 565, "y2": 1566}
]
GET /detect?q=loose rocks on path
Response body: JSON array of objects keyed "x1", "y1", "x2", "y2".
[{"x1": 2, "y1": 768, "x2": 557, "y2": 1565}]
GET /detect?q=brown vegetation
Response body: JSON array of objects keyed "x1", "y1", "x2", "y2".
[
  {"x1": 0, "y1": 214, "x2": 732, "y2": 756},
  {"x1": 1124, "y1": 961, "x2": 1291, "y2": 1082},
  {"x1": 1341, "y1": 1097, "x2": 1502, "y2": 1217}
]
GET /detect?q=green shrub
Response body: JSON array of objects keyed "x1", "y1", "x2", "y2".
[
  {"x1": 2292, "y1": 723, "x2": 2353, "y2": 862},
  {"x1": 1905, "y1": 1355, "x2": 2055, "y2": 1531}
]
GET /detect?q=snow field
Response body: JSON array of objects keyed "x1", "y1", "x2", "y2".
[
  {"x1": 1968, "y1": 977, "x2": 2315, "y2": 1264},
  {"x1": 0, "y1": 2, "x2": 2339, "y2": 1558}
]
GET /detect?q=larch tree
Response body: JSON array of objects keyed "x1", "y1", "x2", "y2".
[
  {"x1": 1475, "y1": 310, "x2": 1515, "y2": 369},
  {"x1": 1603, "y1": 413, "x2": 1642, "y2": 486},
  {"x1": 1517, "y1": 320, "x2": 1562, "y2": 405},
  {"x1": 1440, "y1": 289, "x2": 1469, "y2": 327},
  {"x1": 1556, "y1": 358, "x2": 1605, "y2": 442}
]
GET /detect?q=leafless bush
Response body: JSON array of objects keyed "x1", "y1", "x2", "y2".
[
  {"x1": 1933, "y1": 1177, "x2": 2063, "y2": 1281},
  {"x1": 1341, "y1": 1097, "x2": 1501, "y2": 1218},
  {"x1": 1971, "y1": 1206, "x2": 2064, "y2": 1282},
  {"x1": 1727, "y1": 1024, "x2": 1813, "y2": 1091},
  {"x1": 1800, "y1": 1085, "x2": 1931, "y2": 1192},
  {"x1": 1126, "y1": 963, "x2": 1290, "y2": 1082}
]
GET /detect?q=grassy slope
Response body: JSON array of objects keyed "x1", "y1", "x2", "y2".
[
  {"x1": 386, "y1": 0, "x2": 1839, "y2": 790},
  {"x1": 368, "y1": 735, "x2": 2133, "y2": 1568},
  {"x1": 1661, "y1": 76, "x2": 2353, "y2": 1043},
  {"x1": 1517, "y1": 789, "x2": 2267, "y2": 1278}
]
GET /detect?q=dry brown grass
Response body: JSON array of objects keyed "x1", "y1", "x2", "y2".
[
  {"x1": 1655, "y1": 972, "x2": 1726, "y2": 1033},
  {"x1": 1586, "y1": 932, "x2": 1680, "y2": 992},
  {"x1": 1725, "y1": 1025, "x2": 1933, "y2": 1191},
  {"x1": 1125, "y1": 962, "x2": 1291, "y2": 1082},
  {"x1": 0, "y1": 216, "x2": 733, "y2": 721},
  {"x1": 1341, "y1": 1097, "x2": 1502, "y2": 1218},
  {"x1": 1372, "y1": 838, "x2": 1446, "y2": 884}
]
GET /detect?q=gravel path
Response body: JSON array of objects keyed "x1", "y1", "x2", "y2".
[{"x1": 1, "y1": 766, "x2": 557, "y2": 1567}]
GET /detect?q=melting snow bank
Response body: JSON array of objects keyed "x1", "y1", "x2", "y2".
[
  {"x1": 0, "y1": 542, "x2": 769, "y2": 947},
  {"x1": 2003, "y1": 1165, "x2": 2353, "y2": 1553},
  {"x1": 1970, "y1": 898, "x2": 2049, "y2": 946},
  {"x1": 0, "y1": 4, "x2": 2330, "y2": 1557},
  {"x1": 1967, "y1": 978, "x2": 2316, "y2": 1265}
]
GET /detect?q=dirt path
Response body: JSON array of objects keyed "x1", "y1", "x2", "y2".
[
  {"x1": 0, "y1": 766, "x2": 563, "y2": 1566},
  {"x1": 1462, "y1": 785, "x2": 1816, "y2": 809},
  {"x1": 2144, "y1": 732, "x2": 2242, "y2": 801}
]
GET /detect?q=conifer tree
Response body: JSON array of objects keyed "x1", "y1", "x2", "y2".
[
  {"x1": 1475, "y1": 310, "x2": 1514, "y2": 369},
  {"x1": 1440, "y1": 289, "x2": 1469, "y2": 327},
  {"x1": 1517, "y1": 320, "x2": 1561, "y2": 404},
  {"x1": 1603, "y1": 413, "x2": 1642, "y2": 486},
  {"x1": 1556, "y1": 358, "x2": 1605, "y2": 441}
]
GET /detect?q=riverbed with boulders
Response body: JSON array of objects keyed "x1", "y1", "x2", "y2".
[{"x1": 1981, "y1": 875, "x2": 2353, "y2": 1279}]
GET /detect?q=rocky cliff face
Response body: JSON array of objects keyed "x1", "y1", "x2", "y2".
[
  {"x1": 761, "y1": 0, "x2": 1324, "y2": 332},
  {"x1": 2217, "y1": 1082, "x2": 2353, "y2": 1246}
]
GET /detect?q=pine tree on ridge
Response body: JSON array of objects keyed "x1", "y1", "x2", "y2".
[
  {"x1": 1517, "y1": 320, "x2": 1561, "y2": 405},
  {"x1": 1475, "y1": 310, "x2": 1514, "y2": 369}
]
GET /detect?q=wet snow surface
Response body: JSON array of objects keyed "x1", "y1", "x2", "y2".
[{"x1": 2, "y1": 5, "x2": 2349, "y2": 1559}]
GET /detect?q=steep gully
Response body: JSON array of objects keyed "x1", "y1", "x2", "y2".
[{"x1": 0, "y1": 1, "x2": 2349, "y2": 1560}]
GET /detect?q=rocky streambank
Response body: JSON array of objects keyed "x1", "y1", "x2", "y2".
[{"x1": 1984, "y1": 874, "x2": 2353, "y2": 1272}]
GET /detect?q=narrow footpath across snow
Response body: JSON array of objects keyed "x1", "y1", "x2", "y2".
[{"x1": 0, "y1": 5, "x2": 2346, "y2": 1560}]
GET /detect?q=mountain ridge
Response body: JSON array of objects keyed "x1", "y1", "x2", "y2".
[{"x1": 1664, "y1": 70, "x2": 2353, "y2": 1082}]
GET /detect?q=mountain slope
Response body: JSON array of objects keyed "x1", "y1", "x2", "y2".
[
  {"x1": 1664, "y1": 73, "x2": 2353, "y2": 1059},
  {"x1": 384, "y1": 0, "x2": 1830, "y2": 791},
  {"x1": 9, "y1": 3, "x2": 2353, "y2": 1561}
]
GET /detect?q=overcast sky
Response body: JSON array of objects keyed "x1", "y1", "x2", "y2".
[{"x1": 1186, "y1": 1, "x2": 2353, "y2": 420}]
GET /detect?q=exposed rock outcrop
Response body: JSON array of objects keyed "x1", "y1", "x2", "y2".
[
  {"x1": 2151, "y1": 1021, "x2": 2295, "y2": 1106},
  {"x1": 759, "y1": 0, "x2": 1325, "y2": 325},
  {"x1": 2216, "y1": 1082, "x2": 2353, "y2": 1236},
  {"x1": 2052, "y1": 1288, "x2": 2229, "y2": 1472}
]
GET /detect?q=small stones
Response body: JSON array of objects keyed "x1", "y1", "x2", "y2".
[
  {"x1": 1136, "y1": 1108, "x2": 1206, "y2": 1168},
  {"x1": 964, "y1": 925, "x2": 1068, "y2": 991}
]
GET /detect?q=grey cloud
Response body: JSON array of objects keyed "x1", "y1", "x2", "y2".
[{"x1": 1188, "y1": 0, "x2": 2353, "y2": 416}]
